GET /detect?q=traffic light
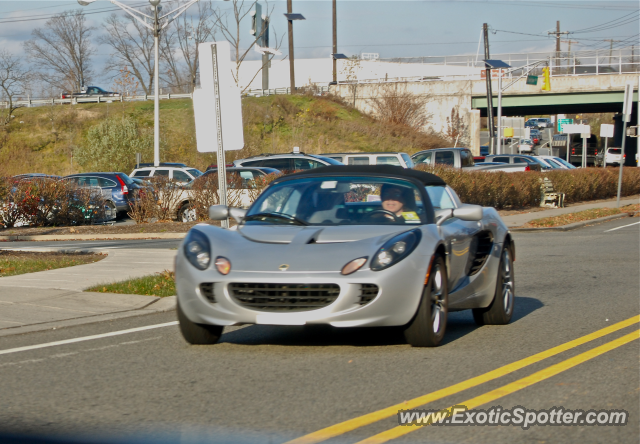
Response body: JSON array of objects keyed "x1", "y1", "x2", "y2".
[{"x1": 541, "y1": 67, "x2": 551, "y2": 91}]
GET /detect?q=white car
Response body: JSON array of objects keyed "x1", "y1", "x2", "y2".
[
  {"x1": 517, "y1": 139, "x2": 534, "y2": 154},
  {"x1": 537, "y1": 155, "x2": 576, "y2": 169},
  {"x1": 130, "y1": 164, "x2": 203, "y2": 185},
  {"x1": 603, "y1": 148, "x2": 623, "y2": 166}
]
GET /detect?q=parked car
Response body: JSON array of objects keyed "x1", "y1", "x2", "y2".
[
  {"x1": 172, "y1": 168, "x2": 279, "y2": 222},
  {"x1": 518, "y1": 138, "x2": 535, "y2": 154},
  {"x1": 537, "y1": 155, "x2": 576, "y2": 169},
  {"x1": 323, "y1": 152, "x2": 414, "y2": 168},
  {"x1": 411, "y1": 148, "x2": 529, "y2": 172},
  {"x1": 525, "y1": 118, "x2": 553, "y2": 129},
  {"x1": 130, "y1": 165, "x2": 204, "y2": 185},
  {"x1": 176, "y1": 165, "x2": 516, "y2": 347},
  {"x1": 64, "y1": 172, "x2": 140, "y2": 218},
  {"x1": 529, "y1": 129, "x2": 543, "y2": 145},
  {"x1": 61, "y1": 86, "x2": 120, "y2": 99},
  {"x1": 233, "y1": 152, "x2": 343, "y2": 170},
  {"x1": 484, "y1": 154, "x2": 548, "y2": 171}
]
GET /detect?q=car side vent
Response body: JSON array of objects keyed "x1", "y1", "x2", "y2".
[
  {"x1": 359, "y1": 284, "x2": 379, "y2": 305},
  {"x1": 200, "y1": 283, "x2": 216, "y2": 303},
  {"x1": 468, "y1": 231, "x2": 494, "y2": 276}
]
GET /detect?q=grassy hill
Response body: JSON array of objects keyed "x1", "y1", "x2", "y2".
[{"x1": 0, "y1": 94, "x2": 450, "y2": 177}]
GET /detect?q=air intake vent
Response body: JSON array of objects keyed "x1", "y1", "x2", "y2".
[
  {"x1": 229, "y1": 283, "x2": 340, "y2": 312},
  {"x1": 359, "y1": 284, "x2": 379, "y2": 305},
  {"x1": 468, "y1": 231, "x2": 494, "y2": 276},
  {"x1": 200, "y1": 283, "x2": 216, "y2": 303}
]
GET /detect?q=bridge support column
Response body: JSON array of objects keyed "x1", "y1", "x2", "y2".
[{"x1": 469, "y1": 109, "x2": 481, "y2": 156}]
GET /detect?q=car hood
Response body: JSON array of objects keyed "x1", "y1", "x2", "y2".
[
  {"x1": 194, "y1": 224, "x2": 436, "y2": 273},
  {"x1": 236, "y1": 224, "x2": 414, "y2": 244}
]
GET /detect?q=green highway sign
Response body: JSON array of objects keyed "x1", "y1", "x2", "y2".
[
  {"x1": 558, "y1": 118, "x2": 573, "y2": 132},
  {"x1": 526, "y1": 75, "x2": 538, "y2": 85}
]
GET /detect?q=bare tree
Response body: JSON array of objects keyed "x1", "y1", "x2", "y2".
[
  {"x1": 24, "y1": 10, "x2": 95, "y2": 93},
  {"x1": 160, "y1": 1, "x2": 216, "y2": 93},
  {"x1": 368, "y1": 83, "x2": 431, "y2": 129},
  {"x1": 0, "y1": 51, "x2": 29, "y2": 127},
  {"x1": 100, "y1": 13, "x2": 155, "y2": 95},
  {"x1": 213, "y1": 0, "x2": 282, "y2": 91}
]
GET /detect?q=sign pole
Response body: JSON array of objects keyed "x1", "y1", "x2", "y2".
[
  {"x1": 582, "y1": 135, "x2": 587, "y2": 168},
  {"x1": 603, "y1": 137, "x2": 608, "y2": 168},
  {"x1": 211, "y1": 44, "x2": 229, "y2": 227},
  {"x1": 566, "y1": 135, "x2": 570, "y2": 163},
  {"x1": 617, "y1": 82, "x2": 634, "y2": 207}
]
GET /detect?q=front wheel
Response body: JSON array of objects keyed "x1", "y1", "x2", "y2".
[
  {"x1": 179, "y1": 203, "x2": 197, "y2": 223},
  {"x1": 473, "y1": 245, "x2": 515, "y2": 326},
  {"x1": 177, "y1": 302, "x2": 223, "y2": 345},
  {"x1": 404, "y1": 256, "x2": 448, "y2": 347}
]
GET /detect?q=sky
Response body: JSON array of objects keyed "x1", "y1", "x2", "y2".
[{"x1": 0, "y1": 0, "x2": 637, "y2": 88}]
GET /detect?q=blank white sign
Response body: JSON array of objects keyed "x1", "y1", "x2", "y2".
[{"x1": 600, "y1": 124, "x2": 614, "y2": 138}]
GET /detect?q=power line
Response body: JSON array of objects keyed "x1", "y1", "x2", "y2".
[{"x1": 0, "y1": 2, "x2": 150, "y2": 25}]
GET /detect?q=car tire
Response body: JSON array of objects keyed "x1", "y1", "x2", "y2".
[
  {"x1": 179, "y1": 203, "x2": 197, "y2": 223},
  {"x1": 177, "y1": 302, "x2": 224, "y2": 345},
  {"x1": 472, "y1": 245, "x2": 515, "y2": 326},
  {"x1": 404, "y1": 256, "x2": 448, "y2": 347}
]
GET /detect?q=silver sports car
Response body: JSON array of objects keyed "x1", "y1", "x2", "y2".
[{"x1": 175, "y1": 165, "x2": 515, "y2": 347}]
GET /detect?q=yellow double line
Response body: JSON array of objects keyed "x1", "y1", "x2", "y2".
[{"x1": 286, "y1": 315, "x2": 640, "y2": 444}]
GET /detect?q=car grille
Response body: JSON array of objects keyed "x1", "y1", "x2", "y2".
[
  {"x1": 359, "y1": 284, "x2": 379, "y2": 305},
  {"x1": 200, "y1": 283, "x2": 216, "y2": 303},
  {"x1": 229, "y1": 283, "x2": 340, "y2": 312}
]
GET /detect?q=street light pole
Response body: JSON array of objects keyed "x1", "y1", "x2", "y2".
[
  {"x1": 287, "y1": 0, "x2": 295, "y2": 92},
  {"x1": 152, "y1": 2, "x2": 160, "y2": 166},
  {"x1": 332, "y1": 0, "x2": 337, "y2": 83},
  {"x1": 77, "y1": 0, "x2": 199, "y2": 167}
]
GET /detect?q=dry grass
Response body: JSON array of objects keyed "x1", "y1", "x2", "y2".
[
  {"x1": 523, "y1": 204, "x2": 639, "y2": 228},
  {"x1": 87, "y1": 270, "x2": 175, "y2": 297}
]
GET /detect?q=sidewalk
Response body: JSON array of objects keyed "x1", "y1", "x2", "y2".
[
  {"x1": 501, "y1": 197, "x2": 639, "y2": 228},
  {"x1": 0, "y1": 248, "x2": 177, "y2": 337}
]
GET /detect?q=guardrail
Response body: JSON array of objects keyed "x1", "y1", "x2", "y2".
[
  {"x1": 244, "y1": 85, "x2": 330, "y2": 97},
  {"x1": 1, "y1": 93, "x2": 194, "y2": 108}
]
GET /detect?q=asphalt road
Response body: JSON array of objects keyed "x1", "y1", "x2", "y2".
[{"x1": 0, "y1": 218, "x2": 638, "y2": 444}]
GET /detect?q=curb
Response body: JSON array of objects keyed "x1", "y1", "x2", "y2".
[
  {"x1": 0, "y1": 232, "x2": 186, "y2": 241},
  {"x1": 510, "y1": 213, "x2": 631, "y2": 232}
]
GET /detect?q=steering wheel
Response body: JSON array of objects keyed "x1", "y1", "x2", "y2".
[{"x1": 365, "y1": 209, "x2": 400, "y2": 223}]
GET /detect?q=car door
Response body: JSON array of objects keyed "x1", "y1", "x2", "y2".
[{"x1": 426, "y1": 186, "x2": 477, "y2": 292}]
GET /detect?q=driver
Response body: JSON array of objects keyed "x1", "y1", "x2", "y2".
[{"x1": 380, "y1": 184, "x2": 406, "y2": 217}]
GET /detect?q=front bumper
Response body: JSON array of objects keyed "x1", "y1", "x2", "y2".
[{"x1": 175, "y1": 251, "x2": 429, "y2": 328}]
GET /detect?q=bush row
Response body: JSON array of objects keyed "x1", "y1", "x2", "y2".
[
  {"x1": 0, "y1": 178, "x2": 110, "y2": 228},
  {"x1": 415, "y1": 166, "x2": 640, "y2": 209}
]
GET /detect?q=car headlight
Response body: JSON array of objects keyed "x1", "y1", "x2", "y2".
[
  {"x1": 371, "y1": 229, "x2": 421, "y2": 271},
  {"x1": 184, "y1": 229, "x2": 211, "y2": 270}
]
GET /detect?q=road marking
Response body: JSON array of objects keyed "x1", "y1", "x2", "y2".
[
  {"x1": 356, "y1": 329, "x2": 640, "y2": 444},
  {"x1": 604, "y1": 221, "x2": 640, "y2": 232},
  {"x1": 285, "y1": 314, "x2": 640, "y2": 444},
  {"x1": 0, "y1": 321, "x2": 178, "y2": 357}
]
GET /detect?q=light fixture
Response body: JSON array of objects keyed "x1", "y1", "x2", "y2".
[
  {"x1": 149, "y1": 0, "x2": 161, "y2": 6},
  {"x1": 77, "y1": 0, "x2": 97, "y2": 5},
  {"x1": 284, "y1": 13, "x2": 305, "y2": 20}
]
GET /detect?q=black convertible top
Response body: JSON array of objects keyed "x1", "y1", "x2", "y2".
[{"x1": 281, "y1": 165, "x2": 446, "y2": 186}]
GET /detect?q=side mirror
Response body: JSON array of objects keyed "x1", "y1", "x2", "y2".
[
  {"x1": 453, "y1": 204, "x2": 483, "y2": 221},
  {"x1": 208, "y1": 205, "x2": 247, "y2": 223},
  {"x1": 435, "y1": 209, "x2": 453, "y2": 226}
]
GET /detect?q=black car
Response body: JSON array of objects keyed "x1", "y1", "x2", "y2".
[
  {"x1": 64, "y1": 172, "x2": 140, "y2": 218},
  {"x1": 484, "y1": 154, "x2": 550, "y2": 171}
]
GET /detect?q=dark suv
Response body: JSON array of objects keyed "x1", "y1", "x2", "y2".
[
  {"x1": 234, "y1": 153, "x2": 343, "y2": 170},
  {"x1": 64, "y1": 172, "x2": 140, "y2": 218}
]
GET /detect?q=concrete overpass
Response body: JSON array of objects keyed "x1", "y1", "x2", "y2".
[{"x1": 333, "y1": 73, "x2": 639, "y2": 160}]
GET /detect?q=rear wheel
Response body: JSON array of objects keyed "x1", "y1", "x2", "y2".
[
  {"x1": 404, "y1": 256, "x2": 448, "y2": 347},
  {"x1": 473, "y1": 245, "x2": 514, "y2": 326},
  {"x1": 177, "y1": 302, "x2": 223, "y2": 345}
]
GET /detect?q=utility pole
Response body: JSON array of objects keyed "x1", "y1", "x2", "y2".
[
  {"x1": 603, "y1": 39, "x2": 622, "y2": 66},
  {"x1": 547, "y1": 21, "x2": 569, "y2": 70},
  {"x1": 483, "y1": 23, "x2": 495, "y2": 154},
  {"x1": 287, "y1": 0, "x2": 295, "y2": 92},
  {"x1": 562, "y1": 39, "x2": 579, "y2": 73},
  {"x1": 332, "y1": 0, "x2": 337, "y2": 83}
]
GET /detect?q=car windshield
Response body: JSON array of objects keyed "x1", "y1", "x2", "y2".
[
  {"x1": 245, "y1": 176, "x2": 426, "y2": 226},
  {"x1": 310, "y1": 155, "x2": 344, "y2": 165},
  {"x1": 187, "y1": 168, "x2": 203, "y2": 178}
]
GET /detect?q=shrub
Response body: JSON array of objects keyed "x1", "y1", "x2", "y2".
[
  {"x1": 415, "y1": 165, "x2": 640, "y2": 209},
  {"x1": 75, "y1": 117, "x2": 153, "y2": 173}
]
